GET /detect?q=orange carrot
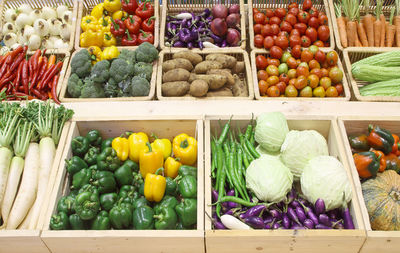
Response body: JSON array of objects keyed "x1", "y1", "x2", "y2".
[
  {"x1": 363, "y1": 0, "x2": 375, "y2": 47},
  {"x1": 380, "y1": 14, "x2": 386, "y2": 46},
  {"x1": 387, "y1": 8, "x2": 396, "y2": 47},
  {"x1": 355, "y1": 34, "x2": 362, "y2": 46},
  {"x1": 357, "y1": 21, "x2": 369, "y2": 46},
  {"x1": 395, "y1": 0, "x2": 400, "y2": 46},
  {"x1": 347, "y1": 21, "x2": 358, "y2": 46},
  {"x1": 374, "y1": 0, "x2": 383, "y2": 47},
  {"x1": 334, "y1": 3, "x2": 348, "y2": 48}
]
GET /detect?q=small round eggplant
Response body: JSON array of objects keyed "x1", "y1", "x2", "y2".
[
  {"x1": 315, "y1": 199, "x2": 326, "y2": 215},
  {"x1": 318, "y1": 214, "x2": 331, "y2": 227},
  {"x1": 303, "y1": 219, "x2": 315, "y2": 229},
  {"x1": 315, "y1": 224, "x2": 332, "y2": 229}
]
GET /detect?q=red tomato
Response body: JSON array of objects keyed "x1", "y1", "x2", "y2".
[
  {"x1": 313, "y1": 40, "x2": 324, "y2": 47},
  {"x1": 306, "y1": 27, "x2": 318, "y2": 42},
  {"x1": 318, "y1": 14, "x2": 328, "y2": 26},
  {"x1": 253, "y1": 8, "x2": 260, "y2": 14},
  {"x1": 285, "y1": 14, "x2": 297, "y2": 26},
  {"x1": 296, "y1": 66, "x2": 310, "y2": 77},
  {"x1": 256, "y1": 55, "x2": 269, "y2": 69},
  {"x1": 314, "y1": 50, "x2": 326, "y2": 63},
  {"x1": 294, "y1": 23, "x2": 307, "y2": 35},
  {"x1": 302, "y1": 0, "x2": 312, "y2": 11},
  {"x1": 301, "y1": 49, "x2": 314, "y2": 62},
  {"x1": 297, "y1": 11, "x2": 310, "y2": 24},
  {"x1": 268, "y1": 58, "x2": 281, "y2": 67},
  {"x1": 254, "y1": 24, "x2": 263, "y2": 35},
  {"x1": 275, "y1": 35, "x2": 289, "y2": 50},
  {"x1": 291, "y1": 45, "x2": 302, "y2": 59},
  {"x1": 288, "y1": 2, "x2": 298, "y2": 9},
  {"x1": 288, "y1": 7, "x2": 299, "y2": 17},
  {"x1": 279, "y1": 73, "x2": 290, "y2": 84},
  {"x1": 318, "y1": 25, "x2": 330, "y2": 41},
  {"x1": 275, "y1": 8, "x2": 287, "y2": 19},
  {"x1": 276, "y1": 81, "x2": 287, "y2": 94},
  {"x1": 263, "y1": 36, "x2": 274, "y2": 49},
  {"x1": 290, "y1": 29, "x2": 301, "y2": 37},
  {"x1": 278, "y1": 31, "x2": 289, "y2": 37},
  {"x1": 254, "y1": 12, "x2": 266, "y2": 24},
  {"x1": 270, "y1": 46, "x2": 283, "y2": 59},
  {"x1": 271, "y1": 24, "x2": 280, "y2": 35},
  {"x1": 287, "y1": 57, "x2": 298, "y2": 69},
  {"x1": 289, "y1": 35, "x2": 301, "y2": 47},
  {"x1": 254, "y1": 34, "x2": 265, "y2": 48},
  {"x1": 261, "y1": 24, "x2": 272, "y2": 37},
  {"x1": 300, "y1": 35, "x2": 311, "y2": 47},
  {"x1": 335, "y1": 84, "x2": 344, "y2": 95},
  {"x1": 280, "y1": 21, "x2": 292, "y2": 33},
  {"x1": 258, "y1": 80, "x2": 269, "y2": 95},
  {"x1": 309, "y1": 7, "x2": 319, "y2": 18},
  {"x1": 265, "y1": 9, "x2": 274, "y2": 18},
  {"x1": 318, "y1": 11, "x2": 326, "y2": 18},
  {"x1": 326, "y1": 51, "x2": 338, "y2": 66},
  {"x1": 308, "y1": 17, "x2": 319, "y2": 29},
  {"x1": 270, "y1": 16, "x2": 281, "y2": 25}
]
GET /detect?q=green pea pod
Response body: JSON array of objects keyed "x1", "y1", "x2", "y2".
[
  {"x1": 97, "y1": 147, "x2": 121, "y2": 172},
  {"x1": 86, "y1": 130, "x2": 102, "y2": 147},
  {"x1": 133, "y1": 205, "x2": 154, "y2": 230},
  {"x1": 57, "y1": 195, "x2": 75, "y2": 215},
  {"x1": 91, "y1": 210, "x2": 111, "y2": 230},
  {"x1": 75, "y1": 191, "x2": 100, "y2": 220},
  {"x1": 50, "y1": 211, "x2": 69, "y2": 230},
  {"x1": 100, "y1": 192, "x2": 118, "y2": 211},
  {"x1": 71, "y1": 136, "x2": 90, "y2": 156},
  {"x1": 178, "y1": 175, "x2": 197, "y2": 198},
  {"x1": 175, "y1": 198, "x2": 197, "y2": 228},
  {"x1": 84, "y1": 146, "x2": 100, "y2": 165},
  {"x1": 66, "y1": 156, "x2": 88, "y2": 176},
  {"x1": 154, "y1": 207, "x2": 178, "y2": 230},
  {"x1": 69, "y1": 214, "x2": 87, "y2": 230},
  {"x1": 114, "y1": 163, "x2": 134, "y2": 186}
]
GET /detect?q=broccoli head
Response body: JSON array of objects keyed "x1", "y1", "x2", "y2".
[
  {"x1": 71, "y1": 49, "x2": 92, "y2": 78},
  {"x1": 135, "y1": 42, "x2": 158, "y2": 63},
  {"x1": 110, "y1": 58, "x2": 134, "y2": 83},
  {"x1": 133, "y1": 62, "x2": 153, "y2": 81},
  {"x1": 90, "y1": 60, "x2": 110, "y2": 83},
  {"x1": 118, "y1": 79, "x2": 133, "y2": 97},
  {"x1": 131, "y1": 75, "x2": 150, "y2": 96},
  {"x1": 80, "y1": 77, "x2": 105, "y2": 98},
  {"x1": 67, "y1": 73, "x2": 84, "y2": 98},
  {"x1": 119, "y1": 49, "x2": 136, "y2": 65},
  {"x1": 104, "y1": 79, "x2": 123, "y2": 97}
]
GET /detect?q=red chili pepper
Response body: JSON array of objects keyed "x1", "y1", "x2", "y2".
[
  {"x1": 122, "y1": 0, "x2": 138, "y2": 14},
  {"x1": 10, "y1": 53, "x2": 25, "y2": 72},
  {"x1": 31, "y1": 88, "x2": 47, "y2": 100},
  {"x1": 14, "y1": 63, "x2": 23, "y2": 89},
  {"x1": 28, "y1": 56, "x2": 34, "y2": 82},
  {"x1": 110, "y1": 18, "x2": 126, "y2": 37},
  {"x1": 38, "y1": 64, "x2": 55, "y2": 89},
  {"x1": 41, "y1": 61, "x2": 63, "y2": 90},
  {"x1": 14, "y1": 92, "x2": 34, "y2": 100},
  {"x1": 37, "y1": 56, "x2": 48, "y2": 81},
  {"x1": 31, "y1": 57, "x2": 44, "y2": 87},
  {"x1": 137, "y1": 29, "x2": 154, "y2": 44},
  {"x1": 141, "y1": 16, "x2": 155, "y2": 32},
  {"x1": 51, "y1": 75, "x2": 61, "y2": 104},
  {"x1": 124, "y1": 15, "x2": 142, "y2": 34},
  {"x1": 0, "y1": 72, "x2": 16, "y2": 91},
  {"x1": 135, "y1": 0, "x2": 154, "y2": 19},
  {"x1": 22, "y1": 60, "x2": 29, "y2": 94},
  {"x1": 0, "y1": 55, "x2": 11, "y2": 77},
  {"x1": 121, "y1": 29, "x2": 138, "y2": 46},
  {"x1": 31, "y1": 49, "x2": 41, "y2": 72},
  {"x1": 6, "y1": 46, "x2": 24, "y2": 65}
]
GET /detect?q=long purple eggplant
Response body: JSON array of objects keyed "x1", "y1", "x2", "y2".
[
  {"x1": 295, "y1": 206, "x2": 307, "y2": 223},
  {"x1": 299, "y1": 201, "x2": 319, "y2": 226},
  {"x1": 282, "y1": 214, "x2": 291, "y2": 229},
  {"x1": 290, "y1": 224, "x2": 305, "y2": 229},
  {"x1": 303, "y1": 219, "x2": 314, "y2": 229},
  {"x1": 342, "y1": 200, "x2": 355, "y2": 229},
  {"x1": 290, "y1": 201, "x2": 301, "y2": 209},
  {"x1": 264, "y1": 217, "x2": 273, "y2": 224},
  {"x1": 212, "y1": 190, "x2": 219, "y2": 203},
  {"x1": 226, "y1": 189, "x2": 239, "y2": 208},
  {"x1": 244, "y1": 216, "x2": 264, "y2": 229},
  {"x1": 315, "y1": 198, "x2": 326, "y2": 215},
  {"x1": 265, "y1": 224, "x2": 272, "y2": 229},
  {"x1": 214, "y1": 221, "x2": 227, "y2": 229},
  {"x1": 273, "y1": 223, "x2": 281, "y2": 229},
  {"x1": 286, "y1": 188, "x2": 297, "y2": 203},
  {"x1": 287, "y1": 207, "x2": 301, "y2": 225},
  {"x1": 328, "y1": 209, "x2": 339, "y2": 220},
  {"x1": 269, "y1": 209, "x2": 282, "y2": 219},
  {"x1": 319, "y1": 214, "x2": 331, "y2": 227},
  {"x1": 315, "y1": 224, "x2": 332, "y2": 229},
  {"x1": 245, "y1": 205, "x2": 266, "y2": 218}
]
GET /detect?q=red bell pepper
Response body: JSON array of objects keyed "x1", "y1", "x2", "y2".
[
  {"x1": 137, "y1": 29, "x2": 154, "y2": 44},
  {"x1": 124, "y1": 15, "x2": 142, "y2": 34},
  {"x1": 122, "y1": 0, "x2": 138, "y2": 15},
  {"x1": 121, "y1": 29, "x2": 138, "y2": 46},
  {"x1": 110, "y1": 18, "x2": 126, "y2": 37},
  {"x1": 135, "y1": 0, "x2": 154, "y2": 19},
  {"x1": 141, "y1": 16, "x2": 155, "y2": 32}
]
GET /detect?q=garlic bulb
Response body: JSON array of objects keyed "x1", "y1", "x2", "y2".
[
  {"x1": 33, "y1": 19, "x2": 50, "y2": 37},
  {"x1": 18, "y1": 4, "x2": 33, "y2": 14},
  {"x1": 3, "y1": 23, "x2": 16, "y2": 35},
  {"x1": 42, "y1": 6, "x2": 57, "y2": 20},
  {"x1": 29, "y1": 9, "x2": 43, "y2": 21},
  {"x1": 61, "y1": 11, "x2": 73, "y2": 24},
  {"x1": 28, "y1": 34, "x2": 41, "y2": 50},
  {"x1": 4, "y1": 9, "x2": 18, "y2": 23},
  {"x1": 48, "y1": 18, "x2": 63, "y2": 36},
  {"x1": 4, "y1": 33, "x2": 17, "y2": 47},
  {"x1": 60, "y1": 23, "x2": 71, "y2": 40}
]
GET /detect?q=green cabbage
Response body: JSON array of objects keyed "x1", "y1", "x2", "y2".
[
  {"x1": 280, "y1": 130, "x2": 329, "y2": 180},
  {"x1": 301, "y1": 156, "x2": 352, "y2": 211},
  {"x1": 256, "y1": 145, "x2": 280, "y2": 157},
  {"x1": 254, "y1": 112, "x2": 289, "y2": 152},
  {"x1": 246, "y1": 154, "x2": 293, "y2": 203}
]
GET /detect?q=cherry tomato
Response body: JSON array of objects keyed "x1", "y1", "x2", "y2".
[
  {"x1": 280, "y1": 21, "x2": 292, "y2": 33},
  {"x1": 294, "y1": 75, "x2": 307, "y2": 90},
  {"x1": 306, "y1": 27, "x2": 318, "y2": 42},
  {"x1": 318, "y1": 14, "x2": 329, "y2": 26},
  {"x1": 300, "y1": 86, "x2": 313, "y2": 97},
  {"x1": 288, "y1": 78, "x2": 296, "y2": 86},
  {"x1": 335, "y1": 84, "x2": 344, "y2": 95},
  {"x1": 275, "y1": 35, "x2": 289, "y2": 50},
  {"x1": 318, "y1": 11, "x2": 326, "y2": 18},
  {"x1": 276, "y1": 81, "x2": 287, "y2": 93},
  {"x1": 261, "y1": 24, "x2": 272, "y2": 37},
  {"x1": 309, "y1": 45, "x2": 319, "y2": 55},
  {"x1": 288, "y1": 2, "x2": 298, "y2": 9},
  {"x1": 303, "y1": 0, "x2": 312, "y2": 11},
  {"x1": 308, "y1": 17, "x2": 319, "y2": 29},
  {"x1": 326, "y1": 51, "x2": 338, "y2": 66},
  {"x1": 263, "y1": 36, "x2": 274, "y2": 49},
  {"x1": 278, "y1": 31, "x2": 289, "y2": 38},
  {"x1": 253, "y1": 8, "x2": 260, "y2": 14},
  {"x1": 285, "y1": 14, "x2": 297, "y2": 26},
  {"x1": 271, "y1": 24, "x2": 280, "y2": 35},
  {"x1": 290, "y1": 29, "x2": 301, "y2": 37},
  {"x1": 307, "y1": 74, "x2": 320, "y2": 88},
  {"x1": 294, "y1": 23, "x2": 307, "y2": 35},
  {"x1": 310, "y1": 68, "x2": 323, "y2": 79},
  {"x1": 314, "y1": 50, "x2": 326, "y2": 63},
  {"x1": 257, "y1": 70, "x2": 269, "y2": 81},
  {"x1": 281, "y1": 51, "x2": 292, "y2": 63},
  {"x1": 270, "y1": 46, "x2": 283, "y2": 59},
  {"x1": 329, "y1": 67, "x2": 343, "y2": 84},
  {"x1": 320, "y1": 77, "x2": 332, "y2": 90},
  {"x1": 254, "y1": 34, "x2": 265, "y2": 48},
  {"x1": 268, "y1": 58, "x2": 281, "y2": 67},
  {"x1": 287, "y1": 57, "x2": 298, "y2": 69},
  {"x1": 267, "y1": 76, "x2": 280, "y2": 86},
  {"x1": 313, "y1": 86, "x2": 325, "y2": 97},
  {"x1": 318, "y1": 25, "x2": 330, "y2": 42},
  {"x1": 279, "y1": 73, "x2": 290, "y2": 84},
  {"x1": 289, "y1": 35, "x2": 301, "y2": 48},
  {"x1": 285, "y1": 84, "x2": 298, "y2": 97},
  {"x1": 254, "y1": 24, "x2": 263, "y2": 34},
  {"x1": 275, "y1": 8, "x2": 287, "y2": 19},
  {"x1": 296, "y1": 66, "x2": 309, "y2": 77},
  {"x1": 301, "y1": 49, "x2": 314, "y2": 62},
  {"x1": 265, "y1": 9, "x2": 274, "y2": 18},
  {"x1": 270, "y1": 16, "x2": 281, "y2": 25},
  {"x1": 321, "y1": 68, "x2": 329, "y2": 77},
  {"x1": 291, "y1": 45, "x2": 302, "y2": 59},
  {"x1": 254, "y1": 12, "x2": 266, "y2": 24},
  {"x1": 267, "y1": 65, "x2": 279, "y2": 76},
  {"x1": 297, "y1": 11, "x2": 310, "y2": 24},
  {"x1": 301, "y1": 35, "x2": 311, "y2": 47},
  {"x1": 267, "y1": 85, "x2": 280, "y2": 97},
  {"x1": 309, "y1": 59, "x2": 321, "y2": 69},
  {"x1": 288, "y1": 7, "x2": 299, "y2": 17},
  {"x1": 298, "y1": 62, "x2": 309, "y2": 69},
  {"x1": 256, "y1": 55, "x2": 268, "y2": 69},
  {"x1": 309, "y1": 7, "x2": 319, "y2": 18},
  {"x1": 258, "y1": 80, "x2": 269, "y2": 96},
  {"x1": 287, "y1": 69, "x2": 297, "y2": 79},
  {"x1": 313, "y1": 40, "x2": 324, "y2": 47},
  {"x1": 326, "y1": 86, "x2": 339, "y2": 97}
]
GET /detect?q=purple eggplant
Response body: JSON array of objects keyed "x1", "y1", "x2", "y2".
[
  {"x1": 212, "y1": 190, "x2": 219, "y2": 203},
  {"x1": 287, "y1": 207, "x2": 301, "y2": 225},
  {"x1": 209, "y1": 33, "x2": 223, "y2": 43},
  {"x1": 295, "y1": 206, "x2": 307, "y2": 223},
  {"x1": 282, "y1": 214, "x2": 291, "y2": 229},
  {"x1": 318, "y1": 214, "x2": 331, "y2": 227},
  {"x1": 214, "y1": 221, "x2": 227, "y2": 229},
  {"x1": 187, "y1": 42, "x2": 194, "y2": 49},
  {"x1": 342, "y1": 201, "x2": 355, "y2": 229},
  {"x1": 287, "y1": 188, "x2": 297, "y2": 203},
  {"x1": 173, "y1": 41, "x2": 186, "y2": 47},
  {"x1": 269, "y1": 209, "x2": 282, "y2": 219},
  {"x1": 179, "y1": 28, "x2": 194, "y2": 43},
  {"x1": 315, "y1": 199, "x2": 326, "y2": 215},
  {"x1": 315, "y1": 224, "x2": 332, "y2": 229},
  {"x1": 245, "y1": 205, "x2": 266, "y2": 218},
  {"x1": 290, "y1": 224, "x2": 305, "y2": 229},
  {"x1": 265, "y1": 223, "x2": 272, "y2": 229},
  {"x1": 221, "y1": 40, "x2": 228, "y2": 47},
  {"x1": 273, "y1": 223, "x2": 281, "y2": 229},
  {"x1": 264, "y1": 217, "x2": 274, "y2": 224},
  {"x1": 328, "y1": 210, "x2": 339, "y2": 220},
  {"x1": 306, "y1": 209, "x2": 319, "y2": 226},
  {"x1": 303, "y1": 219, "x2": 315, "y2": 229},
  {"x1": 244, "y1": 216, "x2": 264, "y2": 229},
  {"x1": 225, "y1": 209, "x2": 234, "y2": 215},
  {"x1": 290, "y1": 201, "x2": 301, "y2": 209}
]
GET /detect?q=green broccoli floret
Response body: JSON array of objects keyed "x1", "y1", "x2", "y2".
[
  {"x1": 135, "y1": 42, "x2": 158, "y2": 63},
  {"x1": 118, "y1": 79, "x2": 132, "y2": 97},
  {"x1": 119, "y1": 49, "x2": 136, "y2": 65},
  {"x1": 67, "y1": 73, "x2": 84, "y2": 98},
  {"x1": 131, "y1": 75, "x2": 150, "y2": 96},
  {"x1": 90, "y1": 60, "x2": 110, "y2": 83},
  {"x1": 104, "y1": 79, "x2": 123, "y2": 97},
  {"x1": 80, "y1": 78, "x2": 105, "y2": 98},
  {"x1": 133, "y1": 62, "x2": 153, "y2": 81},
  {"x1": 110, "y1": 58, "x2": 134, "y2": 83},
  {"x1": 71, "y1": 49, "x2": 92, "y2": 78}
]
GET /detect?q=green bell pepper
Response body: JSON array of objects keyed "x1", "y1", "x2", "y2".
[
  {"x1": 368, "y1": 125, "x2": 395, "y2": 155},
  {"x1": 78, "y1": 184, "x2": 99, "y2": 195},
  {"x1": 97, "y1": 147, "x2": 121, "y2": 172},
  {"x1": 133, "y1": 196, "x2": 150, "y2": 210},
  {"x1": 348, "y1": 134, "x2": 370, "y2": 152},
  {"x1": 100, "y1": 192, "x2": 118, "y2": 211},
  {"x1": 101, "y1": 137, "x2": 114, "y2": 151},
  {"x1": 175, "y1": 222, "x2": 185, "y2": 230},
  {"x1": 175, "y1": 198, "x2": 197, "y2": 228},
  {"x1": 69, "y1": 213, "x2": 87, "y2": 230},
  {"x1": 154, "y1": 207, "x2": 177, "y2": 230},
  {"x1": 75, "y1": 191, "x2": 100, "y2": 220},
  {"x1": 71, "y1": 136, "x2": 90, "y2": 156},
  {"x1": 50, "y1": 211, "x2": 69, "y2": 230},
  {"x1": 178, "y1": 165, "x2": 197, "y2": 178},
  {"x1": 89, "y1": 164, "x2": 98, "y2": 171},
  {"x1": 109, "y1": 202, "x2": 133, "y2": 229},
  {"x1": 119, "y1": 185, "x2": 139, "y2": 205},
  {"x1": 114, "y1": 163, "x2": 134, "y2": 186},
  {"x1": 91, "y1": 170, "x2": 116, "y2": 194},
  {"x1": 72, "y1": 168, "x2": 93, "y2": 190},
  {"x1": 91, "y1": 210, "x2": 111, "y2": 230},
  {"x1": 133, "y1": 172, "x2": 144, "y2": 189},
  {"x1": 139, "y1": 182, "x2": 144, "y2": 196},
  {"x1": 165, "y1": 177, "x2": 177, "y2": 196},
  {"x1": 154, "y1": 195, "x2": 179, "y2": 213},
  {"x1": 133, "y1": 205, "x2": 154, "y2": 230},
  {"x1": 57, "y1": 195, "x2": 75, "y2": 215},
  {"x1": 124, "y1": 159, "x2": 139, "y2": 172},
  {"x1": 84, "y1": 147, "x2": 100, "y2": 166},
  {"x1": 66, "y1": 156, "x2": 88, "y2": 176},
  {"x1": 86, "y1": 130, "x2": 102, "y2": 147},
  {"x1": 178, "y1": 175, "x2": 197, "y2": 198}
]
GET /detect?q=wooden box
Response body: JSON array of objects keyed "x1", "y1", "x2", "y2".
[
  {"x1": 74, "y1": 0, "x2": 160, "y2": 50},
  {"x1": 248, "y1": 0, "x2": 335, "y2": 51},
  {"x1": 157, "y1": 48, "x2": 254, "y2": 100},
  {"x1": 41, "y1": 116, "x2": 205, "y2": 253},
  {"x1": 59, "y1": 49, "x2": 156, "y2": 102},
  {"x1": 204, "y1": 115, "x2": 366, "y2": 253},
  {"x1": 338, "y1": 116, "x2": 400, "y2": 253},
  {"x1": 251, "y1": 49, "x2": 351, "y2": 100},
  {"x1": 0, "y1": 122, "x2": 71, "y2": 253},
  {"x1": 160, "y1": 0, "x2": 246, "y2": 50}
]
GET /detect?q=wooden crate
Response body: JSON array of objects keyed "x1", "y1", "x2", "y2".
[
  {"x1": 157, "y1": 48, "x2": 254, "y2": 100},
  {"x1": 0, "y1": 121, "x2": 71, "y2": 253},
  {"x1": 329, "y1": 0, "x2": 398, "y2": 51},
  {"x1": 338, "y1": 116, "x2": 400, "y2": 253},
  {"x1": 248, "y1": 0, "x2": 335, "y2": 51},
  {"x1": 204, "y1": 114, "x2": 366, "y2": 253},
  {"x1": 251, "y1": 49, "x2": 351, "y2": 100},
  {"x1": 59, "y1": 49, "x2": 156, "y2": 102},
  {"x1": 74, "y1": 0, "x2": 160, "y2": 50},
  {"x1": 0, "y1": 0, "x2": 78, "y2": 54},
  {"x1": 160, "y1": 0, "x2": 246, "y2": 50},
  {"x1": 41, "y1": 116, "x2": 205, "y2": 253},
  {"x1": 342, "y1": 48, "x2": 400, "y2": 102}
]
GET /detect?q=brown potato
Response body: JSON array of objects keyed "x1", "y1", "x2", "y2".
[
  {"x1": 205, "y1": 54, "x2": 237, "y2": 69},
  {"x1": 189, "y1": 80, "x2": 208, "y2": 97},
  {"x1": 232, "y1": 74, "x2": 248, "y2": 97},
  {"x1": 162, "y1": 58, "x2": 193, "y2": 72},
  {"x1": 232, "y1": 61, "x2": 245, "y2": 74},
  {"x1": 188, "y1": 73, "x2": 197, "y2": 83},
  {"x1": 206, "y1": 87, "x2": 233, "y2": 97},
  {"x1": 162, "y1": 81, "x2": 190, "y2": 96},
  {"x1": 173, "y1": 51, "x2": 203, "y2": 65},
  {"x1": 207, "y1": 69, "x2": 235, "y2": 87},
  {"x1": 195, "y1": 74, "x2": 227, "y2": 90},
  {"x1": 162, "y1": 68, "x2": 190, "y2": 83},
  {"x1": 194, "y1": 61, "x2": 222, "y2": 74}
]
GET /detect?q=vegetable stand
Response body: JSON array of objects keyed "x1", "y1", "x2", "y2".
[{"x1": 41, "y1": 117, "x2": 204, "y2": 253}]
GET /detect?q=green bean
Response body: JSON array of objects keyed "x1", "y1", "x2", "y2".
[
  {"x1": 211, "y1": 138, "x2": 217, "y2": 179},
  {"x1": 217, "y1": 116, "x2": 232, "y2": 144},
  {"x1": 217, "y1": 196, "x2": 259, "y2": 207},
  {"x1": 245, "y1": 139, "x2": 260, "y2": 159},
  {"x1": 216, "y1": 143, "x2": 226, "y2": 218},
  {"x1": 244, "y1": 124, "x2": 253, "y2": 140},
  {"x1": 250, "y1": 129, "x2": 255, "y2": 146}
]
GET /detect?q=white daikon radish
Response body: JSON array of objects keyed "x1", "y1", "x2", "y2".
[{"x1": 221, "y1": 215, "x2": 252, "y2": 230}]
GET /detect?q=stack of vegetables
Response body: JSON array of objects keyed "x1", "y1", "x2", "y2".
[
  {"x1": 80, "y1": 0, "x2": 155, "y2": 48},
  {"x1": 348, "y1": 124, "x2": 400, "y2": 230},
  {"x1": 253, "y1": 0, "x2": 330, "y2": 50},
  {"x1": 66, "y1": 42, "x2": 158, "y2": 98},
  {"x1": 2, "y1": 4, "x2": 72, "y2": 50},
  {"x1": 351, "y1": 51, "x2": 400, "y2": 97},
  {"x1": 0, "y1": 101, "x2": 73, "y2": 230},
  {"x1": 51, "y1": 130, "x2": 198, "y2": 230},
  {"x1": 255, "y1": 46, "x2": 344, "y2": 97},
  {"x1": 0, "y1": 46, "x2": 65, "y2": 103},
  {"x1": 211, "y1": 112, "x2": 355, "y2": 230},
  {"x1": 165, "y1": 4, "x2": 242, "y2": 49}
]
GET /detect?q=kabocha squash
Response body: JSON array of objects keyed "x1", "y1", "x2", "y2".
[{"x1": 362, "y1": 170, "x2": 400, "y2": 231}]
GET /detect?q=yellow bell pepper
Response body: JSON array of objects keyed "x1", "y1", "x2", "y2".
[
  {"x1": 139, "y1": 142, "x2": 164, "y2": 178},
  {"x1": 87, "y1": 46, "x2": 102, "y2": 64},
  {"x1": 164, "y1": 157, "x2": 181, "y2": 179},
  {"x1": 112, "y1": 10, "x2": 128, "y2": 20},
  {"x1": 91, "y1": 3, "x2": 106, "y2": 19},
  {"x1": 151, "y1": 135, "x2": 172, "y2": 160},
  {"x1": 144, "y1": 168, "x2": 166, "y2": 202},
  {"x1": 81, "y1": 15, "x2": 99, "y2": 32},
  {"x1": 102, "y1": 45, "x2": 119, "y2": 60},
  {"x1": 80, "y1": 30, "x2": 104, "y2": 48},
  {"x1": 112, "y1": 136, "x2": 129, "y2": 161},
  {"x1": 128, "y1": 132, "x2": 149, "y2": 163},
  {"x1": 172, "y1": 134, "x2": 197, "y2": 166},
  {"x1": 102, "y1": 33, "x2": 117, "y2": 47},
  {"x1": 104, "y1": 0, "x2": 121, "y2": 13},
  {"x1": 98, "y1": 16, "x2": 111, "y2": 32}
]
